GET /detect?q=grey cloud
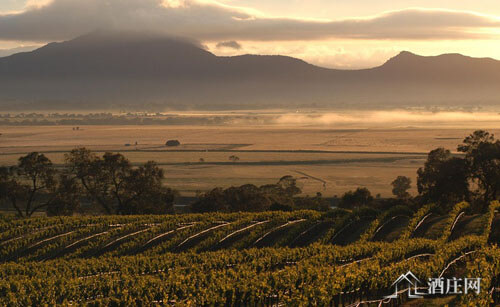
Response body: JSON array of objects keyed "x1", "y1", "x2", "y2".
[
  {"x1": 0, "y1": 0, "x2": 499, "y2": 42},
  {"x1": 216, "y1": 40, "x2": 242, "y2": 49}
]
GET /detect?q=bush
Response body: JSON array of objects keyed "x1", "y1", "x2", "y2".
[{"x1": 338, "y1": 187, "x2": 374, "y2": 209}]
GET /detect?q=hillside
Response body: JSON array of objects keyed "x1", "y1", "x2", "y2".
[
  {"x1": 0, "y1": 201, "x2": 499, "y2": 305},
  {"x1": 1, "y1": 31, "x2": 500, "y2": 110}
]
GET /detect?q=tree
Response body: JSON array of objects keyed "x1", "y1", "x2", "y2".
[
  {"x1": 292, "y1": 192, "x2": 330, "y2": 211},
  {"x1": 277, "y1": 175, "x2": 301, "y2": 197},
  {"x1": 457, "y1": 130, "x2": 495, "y2": 153},
  {"x1": 0, "y1": 153, "x2": 61, "y2": 217},
  {"x1": 65, "y1": 148, "x2": 176, "y2": 215},
  {"x1": 191, "y1": 176, "x2": 305, "y2": 213},
  {"x1": 17, "y1": 152, "x2": 57, "y2": 217},
  {"x1": 225, "y1": 184, "x2": 272, "y2": 212},
  {"x1": 0, "y1": 167, "x2": 25, "y2": 217},
  {"x1": 191, "y1": 188, "x2": 229, "y2": 213},
  {"x1": 391, "y1": 176, "x2": 412, "y2": 199},
  {"x1": 339, "y1": 187, "x2": 374, "y2": 209},
  {"x1": 457, "y1": 130, "x2": 500, "y2": 207},
  {"x1": 260, "y1": 183, "x2": 295, "y2": 210},
  {"x1": 46, "y1": 174, "x2": 81, "y2": 216},
  {"x1": 417, "y1": 148, "x2": 469, "y2": 207},
  {"x1": 119, "y1": 161, "x2": 177, "y2": 214},
  {"x1": 192, "y1": 184, "x2": 272, "y2": 213},
  {"x1": 65, "y1": 148, "x2": 116, "y2": 214}
]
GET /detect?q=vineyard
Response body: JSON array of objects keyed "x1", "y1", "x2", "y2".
[{"x1": 0, "y1": 202, "x2": 499, "y2": 306}]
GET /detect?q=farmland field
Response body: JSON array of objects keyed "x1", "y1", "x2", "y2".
[{"x1": 1, "y1": 125, "x2": 497, "y2": 197}]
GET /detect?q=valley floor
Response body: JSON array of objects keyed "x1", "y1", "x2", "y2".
[{"x1": 1, "y1": 125, "x2": 496, "y2": 197}]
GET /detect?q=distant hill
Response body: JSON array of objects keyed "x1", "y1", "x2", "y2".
[{"x1": 1, "y1": 30, "x2": 499, "y2": 110}]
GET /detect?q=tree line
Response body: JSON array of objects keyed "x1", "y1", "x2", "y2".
[
  {"x1": 0, "y1": 148, "x2": 176, "y2": 217},
  {"x1": 191, "y1": 175, "x2": 329, "y2": 213}
]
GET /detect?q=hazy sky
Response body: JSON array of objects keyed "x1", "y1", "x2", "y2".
[{"x1": 1, "y1": 0, "x2": 500, "y2": 68}]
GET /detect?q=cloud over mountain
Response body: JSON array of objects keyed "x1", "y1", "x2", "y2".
[
  {"x1": 216, "y1": 40, "x2": 242, "y2": 50},
  {"x1": 0, "y1": 0, "x2": 499, "y2": 42}
]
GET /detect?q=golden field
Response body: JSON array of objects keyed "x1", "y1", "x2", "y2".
[{"x1": 1, "y1": 125, "x2": 498, "y2": 197}]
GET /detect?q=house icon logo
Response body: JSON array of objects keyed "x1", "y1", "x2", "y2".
[{"x1": 385, "y1": 271, "x2": 426, "y2": 299}]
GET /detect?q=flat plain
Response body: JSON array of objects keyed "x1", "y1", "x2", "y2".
[{"x1": 1, "y1": 125, "x2": 498, "y2": 197}]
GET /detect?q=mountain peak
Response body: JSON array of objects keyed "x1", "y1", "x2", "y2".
[
  {"x1": 380, "y1": 50, "x2": 476, "y2": 70},
  {"x1": 396, "y1": 50, "x2": 417, "y2": 57},
  {"x1": 382, "y1": 51, "x2": 419, "y2": 65}
]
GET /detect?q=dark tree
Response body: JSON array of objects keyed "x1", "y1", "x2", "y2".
[
  {"x1": 119, "y1": 161, "x2": 177, "y2": 214},
  {"x1": 391, "y1": 176, "x2": 412, "y2": 199},
  {"x1": 191, "y1": 188, "x2": 229, "y2": 213},
  {"x1": 260, "y1": 183, "x2": 295, "y2": 210},
  {"x1": 192, "y1": 184, "x2": 272, "y2": 213},
  {"x1": 339, "y1": 187, "x2": 374, "y2": 209},
  {"x1": 0, "y1": 153, "x2": 59, "y2": 217},
  {"x1": 417, "y1": 148, "x2": 469, "y2": 207},
  {"x1": 277, "y1": 175, "x2": 301, "y2": 197},
  {"x1": 457, "y1": 130, "x2": 500, "y2": 207},
  {"x1": 191, "y1": 176, "x2": 307, "y2": 213},
  {"x1": 292, "y1": 192, "x2": 330, "y2": 211},
  {"x1": 65, "y1": 148, "x2": 115, "y2": 214},
  {"x1": 224, "y1": 184, "x2": 272, "y2": 212},
  {"x1": 16, "y1": 153, "x2": 58, "y2": 217},
  {"x1": 65, "y1": 148, "x2": 176, "y2": 215},
  {"x1": 0, "y1": 167, "x2": 25, "y2": 217},
  {"x1": 457, "y1": 130, "x2": 495, "y2": 153},
  {"x1": 46, "y1": 175, "x2": 81, "y2": 216}
]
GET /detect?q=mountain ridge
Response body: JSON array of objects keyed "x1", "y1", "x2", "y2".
[{"x1": 1, "y1": 30, "x2": 499, "y2": 110}]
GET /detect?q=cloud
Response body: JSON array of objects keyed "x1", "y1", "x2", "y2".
[
  {"x1": 216, "y1": 40, "x2": 242, "y2": 49},
  {"x1": 273, "y1": 111, "x2": 500, "y2": 127},
  {"x1": 0, "y1": 45, "x2": 39, "y2": 57},
  {"x1": 0, "y1": 0, "x2": 499, "y2": 42}
]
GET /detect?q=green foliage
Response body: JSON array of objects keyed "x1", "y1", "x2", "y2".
[
  {"x1": 1, "y1": 153, "x2": 60, "y2": 217},
  {"x1": 359, "y1": 205, "x2": 414, "y2": 242},
  {"x1": 1, "y1": 149, "x2": 178, "y2": 217},
  {"x1": 65, "y1": 148, "x2": 177, "y2": 215},
  {"x1": 438, "y1": 201, "x2": 470, "y2": 242},
  {"x1": 192, "y1": 176, "x2": 325, "y2": 213},
  {"x1": 458, "y1": 130, "x2": 500, "y2": 209},
  {"x1": 338, "y1": 187, "x2": 374, "y2": 209},
  {"x1": 460, "y1": 246, "x2": 500, "y2": 306},
  {"x1": 0, "y1": 203, "x2": 498, "y2": 305},
  {"x1": 417, "y1": 148, "x2": 470, "y2": 208},
  {"x1": 400, "y1": 203, "x2": 434, "y2": 240},
  {"x1": 417, "y1": 130, "x2": 500, "y2": 210},
  {"x1": 391, "y1": 175, "x2": 412, "y2": 199}
]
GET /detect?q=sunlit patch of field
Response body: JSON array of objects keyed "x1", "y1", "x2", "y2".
[
  {"x1": 0, "y1": 125, "x2": 497, "y2": 197},
  {"x1": 2, "y1": 125, "x2": 497, "y2": 152}
]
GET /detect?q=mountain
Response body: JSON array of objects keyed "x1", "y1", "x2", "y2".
[{"x1": 1, "y1": 30, "x2": 499, "y2": 110}]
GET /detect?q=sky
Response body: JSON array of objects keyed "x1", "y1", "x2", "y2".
[{"x1": 1, "y1": 0, "x2": 500, "y2": 68}]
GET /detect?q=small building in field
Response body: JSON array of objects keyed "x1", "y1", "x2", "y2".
[{"x1": 165, "y1": 140, "x2": 181, "y2": 147}]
